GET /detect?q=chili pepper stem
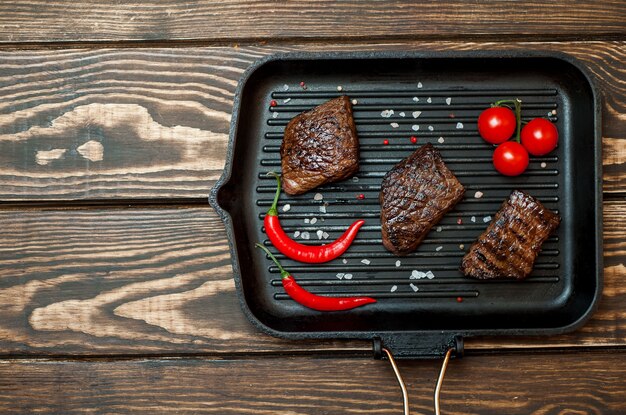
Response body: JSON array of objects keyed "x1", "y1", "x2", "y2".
[
  {"x1": 266, "y1": 171, "x2": 281, "y2": 217},
  {"x1": 493, "y1": 99, "x2": 522, "y2": 142},
  {"x1": 255, "y1": 243, "x2": 289, "y2": 279}
]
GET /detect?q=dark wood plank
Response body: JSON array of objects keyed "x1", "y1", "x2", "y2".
[
  {"x1": 0, "y1": 1, "x2": 624, "y2": 44},
  {"x1": 0, "y1": 200, "x2": 623, "y2": 355},
  {"x1": 0, "y1": 41, "x2": 623, "y2": 201},
  {"x1": 0, "y1": 352, "x2": 625, "y2": 414}
]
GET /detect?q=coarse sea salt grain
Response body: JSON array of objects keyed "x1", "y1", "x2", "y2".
[
  {"x1": 272, "y1": 112, "x2": 279, "y2": 119},
  {"x1": 436, "y1": 246, "x2": 443, "y2": 252},
  {"x1": 483, "y1": 215, "x2": 492, "y2": 223},
  {"x1": 412, "y1": 97, "x2": 419, "y2": 102},
  {"x1": 283, "y1": 84, "x2": 289, "y2": 91},
  {"x1": 428, "y1": 125, "x2": 434, "y2": 131},
  {"x1": 381, "y1": 109, "x2": 394, "y2": 118},
  {"x1": 410, "y1": 283, "x2": 419, "y2": 292},
  {"x1": 412, "y1": 125, "x2": 420, "y2": 131},
  {"x1": 283, "y1": 98, "x2": 291, "y2": 103},
  {"x1": 426, "y1": 97, "x2": 432, "y2": 103},
  {"x1": 438, "y1": 137, "x2": 445, "y2": 144},
  {"x1": 282, "y1": 204, "x2": 291, "y2": 212},
  {"x1": 337, "y1": 85, "x2": 343, "y2": 91},
  {"x1": 552, "y1": 109, "x2": 557, "y2": 115},
  {"x1": 301, "y1": 231, "x2": 310, "y2": 240},
  {"x1": 342, "y1": 258, "x2": 348, "y2": 264},
  {"x1": 471, "y1": 216, "x2": 476, "y2": 223},
  {"x1": 361, "y1": 259, "x2": 371, "y2": 265},
  {"x1": 344, "y1": 273, "x2": 353, "y2": 280},
  {"x1": 425, "y1": 271, "x2": 435, "y2": 279},
  {"x1": 474, "y1": 191, "x2": 483, "y2": 199},
  {"x1": 417, "y1": 82, "x2": 423, "y2": 88},
  {"x1": 410, "y1": 270, "x2": 426, "y2": 279},
  {"x1": 316, "y1": 230, "x2": 324, "y2": 239},
  {"x1": 351, "y1": 99, "x2": 358, "y2": 105},
  {"x1": 319, "y1": 206, "x2": 326, "y2": 213},
  {"x1": 390, "y1": 285, "x2": 398, "y2": 292},
  {"x1": 436, "y1": 226, "x2": 442, "y2": 232},
  {"x1": 310, "y1": 217, "x2": 317, "y2": 225},
  {"x1": 399, "y1": 112, "x2": 406, "y2": 117},
  {"x1": 541, "y1": 162, "x2": 547, "y2": 168},
  {"x1": 390, "y1": 122, "x2": 400, "y2": 128},
  {"x1": 395, "y1": 260, "x2": 401, "y2": 267},
  {"x1": 314, "y1": 193, "x2": 323, "y2": 201},
  {"x1": 336, "y1": 273, "x2": 345, "y2": 279},
  {"x1": 322, "y1": 232, "x2": 329, "y2": 239},
  {"x1": 412, "y1": 111, "x2": 421, "y2": 118},
  {"x1": 304, "y1": 218, "x2": 310, "y2": 224},
  {"x1": 456, "y1": 122, "x2": 464, "y2": 129},
  {"x1": 293, "y1": 231, "x2": 301, "y2": 238},
  {"x1": 459, "y1": 244, "x2": 465, "y2": 250},
  {"x1": 446, "y1": 97, "x2": 452, "y2": 105},
  {"x1": 352, "y1": 176, "x2": 359, "y2": 182}
]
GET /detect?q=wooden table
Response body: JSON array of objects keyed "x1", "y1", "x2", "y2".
[{"x1": 0, "y1": 2, "x2": 624, "y2": 413}]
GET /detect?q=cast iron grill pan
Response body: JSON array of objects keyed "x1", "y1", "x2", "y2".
[{"x1": 211, "y1": 53, "x2": 602, "y2": 357}]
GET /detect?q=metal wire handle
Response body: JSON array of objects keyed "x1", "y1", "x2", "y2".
[{"x1": 381, "y1": 347, "x2": 454, "y2": 415}]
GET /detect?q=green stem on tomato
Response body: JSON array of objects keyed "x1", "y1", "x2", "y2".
[
  {"x1": 266, "y1": 171, "x2": 281, "y2": 217},
  {"x1": 255, "y1": 243, "x2": 289, "y2": 279},
  {"x1": 493, "y1": 99, "x2": 522, "y2": 143}
]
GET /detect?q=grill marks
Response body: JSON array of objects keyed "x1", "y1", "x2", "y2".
[{"x1": 461, "y1": 190, "x2": 561, "y2": 280}]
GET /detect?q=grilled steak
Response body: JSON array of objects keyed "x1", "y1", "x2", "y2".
[
  {"x1": 461, "y1": 190, "x2": 561, "y2": 280},
  {"x1": 280, "y1": 96, "x2": 359, "y2": 195},
  {"x1": 380, "y1": 143, "x2": 465, "y2": 255}
]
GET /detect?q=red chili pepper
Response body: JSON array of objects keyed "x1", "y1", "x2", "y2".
[
  {"x1": 255, "y1": 243, "x2": 376, "y2": 311},
  {"x1": 264, "y1": 172, "x2": 364, "y2": 263}
]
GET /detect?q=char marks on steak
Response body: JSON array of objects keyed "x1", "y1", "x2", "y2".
[
  {"x1": 280, "y1": 96, "x2": 359, "y2": 195},
  {"x1": 380, "y1": 143, "x2": 465, "y2": 255},
  {"x1": 461, "y1": 190, "x2": 561, "y2": 280}
]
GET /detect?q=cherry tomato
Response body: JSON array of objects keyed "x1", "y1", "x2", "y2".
[
  {"x1": 521, "y1": 118, "x2": 558, "y2": 156},
  {"x1": 477, "y1": 106, "x2": 517, "y2": 144},
  {"x1": 493, "y1": 141, "x2": 529, "y2": 176}
]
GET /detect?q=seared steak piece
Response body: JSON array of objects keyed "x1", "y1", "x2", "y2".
[
  {"x1": 280, "y1": 96, "x2": 359, "y2": 195},
  {"x1": 380, "y1": 143, "x2": 465, "y2": 255},
  {"x1": 461, "y1": 190, "x2": 561, "y2": 280}
]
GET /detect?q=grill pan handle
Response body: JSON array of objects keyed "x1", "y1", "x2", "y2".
[
  {"x1": 374, "y1": 335, "x2": 463, "y2": 415},
  {"x1": 372, "y1": 333, "x2": 463, "y2": 360}
]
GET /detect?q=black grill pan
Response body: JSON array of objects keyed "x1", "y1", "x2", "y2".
[{"x1": 210, "y1": 51, "x2": 602, "y2": 358}]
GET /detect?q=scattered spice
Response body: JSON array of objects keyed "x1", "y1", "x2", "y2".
[
  {"x1": 410, "y1": 136, "x2": 418, "y2": 144},
  {"x1": 270, "y1": 100, "x2": 277, "y2": 107},
  {"x1": 551, "y1": 109, "x2": 557, "y2": 115},
  {"x1": 357, "y1": 193, "x2": 365, "y2": 200},
  {"x1": 456, "y1": 297, "x2": 463, "y2": 303},
  {"x1": 457, "y1": 218, "x2": 463, "y2": 225},
  {"x1": 383, "y1": 139, "x2": 389, "y2": 145},
  {"x1": 449, "y1": 113, "x2": 456, "y2": 118}
]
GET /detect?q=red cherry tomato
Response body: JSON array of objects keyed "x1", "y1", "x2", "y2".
[
  {"x1": 477, "y1": 106, "x2": 517, "y2": 144},
  {"x1": 493, "y1": 141, "x2": 529, "y2": 176},
  {"x1": 521, "y1": 118, "x2": 558, "y2": 156}
]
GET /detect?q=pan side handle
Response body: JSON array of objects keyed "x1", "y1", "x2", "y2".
[{"x1": 372, "y1": 333, "x2": 463, "y2": 360}]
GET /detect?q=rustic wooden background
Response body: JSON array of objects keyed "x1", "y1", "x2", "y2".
[{"x1": 0, "y1": 1, "x2": 624, "y2": 414}]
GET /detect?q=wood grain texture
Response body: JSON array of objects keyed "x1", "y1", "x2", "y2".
[
  {"x1": 0, "y1": 41, "x2": 623, "y2": 201},
  {"x1": 0, "y1": 200, "x2": 623, "y2": 355},
  {"x1": 0, "y1": 1, "x2": 624, "y2": 44},
  {"x1": 1, "y1": 352, "x2": 625, "y2": 414}
]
